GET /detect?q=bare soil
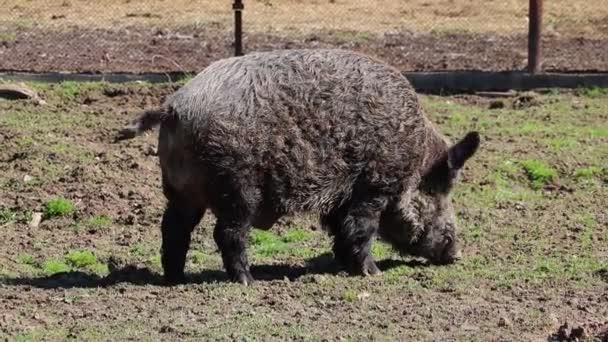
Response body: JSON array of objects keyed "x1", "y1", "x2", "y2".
[{"x1": 1, "y1": 26, "x2": 607, "y2": 73}]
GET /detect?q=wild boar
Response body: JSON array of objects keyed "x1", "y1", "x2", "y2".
[{"x1": 116, "y1": 49, "x2": 480, "y2": 285}]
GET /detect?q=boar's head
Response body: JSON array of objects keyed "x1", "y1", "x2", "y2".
[{"x1": 379, "y1": 131, "x2": 480, "y2": 265}]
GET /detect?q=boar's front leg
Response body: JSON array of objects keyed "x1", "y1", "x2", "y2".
[
  {"x1": 161, "y1": 202, "x2": 205, "y2": 284},
  {"x1": 322, "y1": 198, "x2": 385, "y2": 276}
]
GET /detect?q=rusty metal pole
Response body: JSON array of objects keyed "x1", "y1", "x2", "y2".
[
  {"x1": 527, "y1": 0, "x2": 543, "y2": 73},
  {"x1": 233, "y1": 0, "x2": 244, "y2": 56}
]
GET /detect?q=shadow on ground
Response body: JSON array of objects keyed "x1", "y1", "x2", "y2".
[{"x1": 0, "y1": 253, "x2": 427, "y2": 289}]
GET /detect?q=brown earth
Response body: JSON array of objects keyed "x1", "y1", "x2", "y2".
[{"x1": 1, "y1": 26, "x2": 607, "y2": 73}]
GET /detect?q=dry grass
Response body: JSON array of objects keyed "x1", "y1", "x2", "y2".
[{"x1": 1, "y1": 0, "x2": 606, "y2": 37}]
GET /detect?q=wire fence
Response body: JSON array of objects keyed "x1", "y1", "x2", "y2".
[{"x1": 0, "y1": 0, "x2": 606, "y2": 74}]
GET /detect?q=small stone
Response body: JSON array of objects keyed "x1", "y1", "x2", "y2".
[
  {"x1": 312, "y1": 274, "x2": 326, "y2": 283},
  {"x1": 498, "y1": 316, "x2": 512, "y2": 328},
  {"x1": 23, "y1": 175, "x2": 34, "y2": 183},
  {"x1": 357, "y1": 291, "x2": 371, "y2": 300},
  {"x1": 147, "y1": 145, "x2": 158, "y2": 156},
  {"x1": 548, "y1": 313, "x2": 559, "y2": 327},
  {"x1": 29, "y1": 212, "x2": 42, "y2": 228}
]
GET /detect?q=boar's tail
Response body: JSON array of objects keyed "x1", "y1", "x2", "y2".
[{"x1": 114, "y1": 108, "x2": 168, "y2": 142}]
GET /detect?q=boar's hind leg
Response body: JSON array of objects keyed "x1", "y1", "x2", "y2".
[
  {"x1": 213, "y1": 205, "x2": 255, "y2": 286},
  {"x1": 161, "y1": 202, "x2": 205, "y2": 284},
  {"x1": 322, "y1": 199, "x2": 384, "y2": 276}
]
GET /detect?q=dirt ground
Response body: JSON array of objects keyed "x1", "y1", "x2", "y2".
[
  {"x1": 0, "y1": 26, "x2": 607, "y2": 74},
  {"x1": 0, "y1": 0, "x2": 607, "y2": 73},
  {"x1": 0, "y1": 82, "x2": 607, "y2": 340}
]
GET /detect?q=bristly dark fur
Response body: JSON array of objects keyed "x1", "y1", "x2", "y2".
[{"x1": 118, "y1": 48, "x2": 480, "y2": 285}]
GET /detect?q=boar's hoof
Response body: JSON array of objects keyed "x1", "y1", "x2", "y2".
[
  {"x1": 163, "y1": 273, "x2": 187, "y2": 286},
  {"x1": 345, "y1": 257, "x2": 382, "y2": 277},
  {"x1": 361, "y1": 258, "x2": 382, "y2": 277},
  {"x1": 231, "y1": 271, "x2": 254, "y2": 286}
]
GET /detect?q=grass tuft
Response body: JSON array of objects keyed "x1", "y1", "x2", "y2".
[
  {"x1": 249, "y1": 227, "x2": 315, "y2": 258},
  {"x1": 281, "y1": 228, "x2": 313, "y2": 243},
  {"x1": 65, "y1": 249, "x2": 98, "y2": 268},
  {"x1": 190, "y1": 250, "x2": 206, "y2": 265},
  {"x1": 43, "y1": 197, "x2": 75, "y2": 219},
  {"x1": 16, "y1": 253, "x2": 38, "y2": 266},
  {"x1": 577, "y1": 86, "x2": 608, "y2": 99},
  {"x1": 342, "y1": 290, "x2": 358, "y2": 302},
  {"x1": 87, "y1": 215, "x2": 112, "y2": 229},
  {"x1": 520, "y1": 159, "x2": 557, "y2": 189},
  {"x1": 41, "y1": 259, "x2": 71, "y2": 275},
  {"x1": 574, "y1": 167, "x2": 602, "y2": 180},
  {"x1": 0, "y1": 208, "x2": 18, "y2": 225}
]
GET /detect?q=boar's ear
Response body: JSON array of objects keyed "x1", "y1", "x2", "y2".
[
  {"x1": 420, "y1": 131, "x2": 480, "y2": 194},
  {"x1": 447, "y1": 131, "x2": 480, "y2": 171}
]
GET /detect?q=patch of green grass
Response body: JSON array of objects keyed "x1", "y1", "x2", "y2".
[
  {"x1": 588, "y1": 126, "x2": 608, "y2": 138},
  {"x1": 383, "y1": 264, "x2": 421, "y2": 287},
  {"x1": 577, "y1": 213, "x2": 598, "y2": 251},
  {"x1": 0, "y1": 208, "x2": 18, "y2": 225},
  {"x1": 464, "y1": 223, "x2": 484, "y2": 242},
  {"x1": 129, "y1": 243, "x2": 155, "y2": 258},
  {"x1": 520, "y1": 159, "x2": 557, "y2": 189},
  {"x1": 87, "y1": 262, "x2": 109, "y2": 275},
  {"x1": 577, "y1": 86, "x2": 608, "y2": 99},
  {"x1": 14, "y1": 331, "x2": 34, "y2": 342},
  {"x1": 574, "y1": 166, "x2": 602, "y2": 180},
  {"x1": 250, "y1": 230, "x2": 290, "y2": 257},
  {"x1": 65, "y1": 249, "x2": 98, "y2": 268},
  {"x1": 0, "y1": 30, "x2": 17, "y2": 42},
  {"x1": 41, "y1": 259, "x2": 71, "y2": 275},
  {"x1": 189, "y1": 250, "x2": 206, "y2": 265},
  {"x1": 55, "y1": 81, "x2": 107, "y2": 102},
  {"x1": 383, "y1": 252, "x2": 608, "y2": 291},
  {"x1": 249, "y1": 227, "x2": 317, "y2": 259},
  {"x1": 520, "y1": 121, "x2": 544, "y2": 134},
  {"x1": 147, "y1": 254, "x2": 162, "y2": 271},
  {"x1": 16, "y1": 253, "x2": 38, "y2": 266},
  {"x1": 42, "y1": 197, "x2": 75, "y2": 219},
  {"x1": 0, "y1": 208, "x2": 33, "y2": 226},
  {"x1": 87, "y1": 215, "x2": 112, "y2": 229},
  {"x1": 495, "y1": 159, "x2": 519, "y2": 178},
  {"x1": 548, "y1": 137, "x2": 579, "y2": 150},
  {"x1": 467, "y1": 165, "x2": 542, "y2": 208},
  {"x1": 11, "y1": 327, "x2": 72, "y2": 342},
  {"x1": 342, "y1": 290, "x2": 358, "y2": 302},
  {"x1": 175, "y1": 74, "x2": 195, "y2": 86},
  {"x1": 372, "y1": 241, "x2": 394, "y2": 259},
  {"x1": 281, "y1": 227, "x2": 313, "y2": 243},
  {"x1": 56, "y1": 81, "x2": 82, "y2": 101}
]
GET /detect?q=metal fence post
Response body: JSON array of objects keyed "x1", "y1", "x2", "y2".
[
  {"x1": 527, "y1": 0, "x2": 543, "y2": 73},
  {"x1": 233, "y1": 0, "x2": 244, "y2": 56}
]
